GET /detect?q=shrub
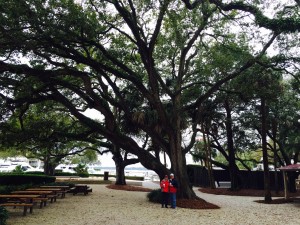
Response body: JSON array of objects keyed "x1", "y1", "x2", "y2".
[
  {"x1": 0, "y1": 174, "x2": 55, "y2": 185},
  {"x1": 25, "y1": 171, "x2": 44, "y2": 175},
  {"x1": 44, "y1": 182, "x2": 75, "y2": 187},
  {"x1": 0, "y1": 206, "x2": 8, "y2": 225},
  {"x1": 12, "y1": 165, "x2": 24, "y2": 174},
  {"x1": 147, "y1": 189, "x2": 162, "y2": 203},
  {"x1": 54, "y1": 172, "x2": 77, "y2": 176},
  {"x1": 74, "y1": 164, "x2": 89, "y2": 177},
  {"x1": 0, "y1": 184, "x2": 34, "y2": 195},
  {"x1": 125, "y1": 176, "x2": 144, "y2": 181}
]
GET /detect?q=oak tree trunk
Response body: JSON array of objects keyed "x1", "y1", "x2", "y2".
[
  {"x1": 224, "y1": 100, "x2": 240, "y2": 190},
  {"x1": 261, "y1": 97, "x2": 272, "y2": 202},
  {"x1": 112, "y1": 146, "x2": 126, "y2": 185}
]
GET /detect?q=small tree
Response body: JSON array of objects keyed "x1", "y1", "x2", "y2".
[{"x1": 74, "y1": 164, "x2": 89, "y2": 177}]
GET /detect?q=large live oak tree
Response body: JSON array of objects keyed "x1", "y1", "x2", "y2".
[{"x1": 1, "y1": 0, "x2": 300, "y2": 199}]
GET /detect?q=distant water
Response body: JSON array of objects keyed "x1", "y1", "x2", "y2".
[
  {"x1": 100, "y1": 167, "x2": 150, "y2": 171},
  {"x1": 99, "y1": 167, "x2": 158, "y2": 181}
]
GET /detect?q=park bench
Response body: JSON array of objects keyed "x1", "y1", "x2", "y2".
[
  {"x1": 30, "y1": 197, "x2": 48, "y2": 208},
  {"x1": 8, "y1": 197, "x2": 48, "y2": 209},
  {"x1": 0, "y1": 202, "x2": 34, "y2": 216},
  {"x1": 47, "y1": 194, "x2": 57, "y2": 203}
]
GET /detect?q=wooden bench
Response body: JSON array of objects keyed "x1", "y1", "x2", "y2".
[
  {"x1": 12, "y1": 190, "x2": 54, "y2": 206},
  {"x1": 47, "y1": 194, "x2": 57, "y2": 203},
  {"x1": 10, "y1": 197, "x2": 48, "y2": 209},
  {"x1": 0, "y1": 203, "x2": 34, "y2": 216},
  {"x1": 30, "y1": 197, "x2": 48, "y2": 208}
]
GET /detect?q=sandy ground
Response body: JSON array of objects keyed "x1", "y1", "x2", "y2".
[{"x1": 5, "y1": 183, "x2": 300, "y2": 225}]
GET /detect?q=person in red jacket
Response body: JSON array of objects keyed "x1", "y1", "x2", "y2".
[
  {"x1": 169, "y1": 173, "x2": 178, "y2": 209},
  {"x1": 160, "y1": 175, "x2": 169, "y2": 208}
]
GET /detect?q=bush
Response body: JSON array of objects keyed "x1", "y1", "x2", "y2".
[
  {"x1": 25, "y1": 171, "x2": 44, "y2": 175},
  {"x1": 125, "y1": 176, "x2": 144, "y2": 181},
  {"x1": 53, "y1": 172, "x2": 77, "y2": 176},
  {"x1": 0, "y1": 183, "x2": 34, "y2": 196},
  {"x1": 74, "y1": 164, "x2": 89, "y2": 178},
  {"x1": 12, "y1": 165, "x2": 24, "y2": 174},
  {"x1": 0, "y1": 174, "x2": 55, "y2": 185},
  {"x1": 43, "y1": 182, "x2": 75, "y2": 188},
  {"x1": 0, "y1": 206, "x2": 8, "y2": 225},
  {"x1": 147, "y1": 189, "x2": 162, "y2": 203}
]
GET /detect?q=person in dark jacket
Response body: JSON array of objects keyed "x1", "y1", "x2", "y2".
[
  {"x1": 169, "y1": 173, "x2": 178, "y2": 209},
  {"x1": 160, "y1": 175, "x2": 169, "y2": 208}
]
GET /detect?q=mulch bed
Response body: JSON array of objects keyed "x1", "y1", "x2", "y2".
[
  {"x1": 177, "y1": 198, "x2": 220, "y2": 209},
  {"x1": 199, "y1": 188, "x2": 300, "y2": 204},
  {"x1": 106, "y1": 184, "x2": 152, "y2": 192}
]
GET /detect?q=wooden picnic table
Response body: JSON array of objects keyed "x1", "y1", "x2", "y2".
[
  {"x1": 11, "y1": 190, "x2": 53, "y2": 195},
  {"x1": 0, "y1": 194, "x2": 40, "y2": 216},
  {"x1": 26, "y1": 187, "x2": 69, "y2": 199},
  {"x1": 11, "y1": 191, "x2": 54, "y2": 207},
  {"x1": 26, "y1": 188, "x2": 62, "y2": 201},
  {"x1": 40, "y1": 185, "x2": 70, "y2": 190},
  {"x1": 39, "y1": 186, "x2": 70, "y2": 197}
]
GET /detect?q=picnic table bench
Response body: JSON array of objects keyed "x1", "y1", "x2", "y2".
[
  {"x1": 0, "y1": 194, "x2": 39, "y2": 216},
  {"x1": 11, "y1": 191, "x2": 54, "y2": 208},
  {"x1": 68, "y1": 184, "x2": 92, "y2": 195}
]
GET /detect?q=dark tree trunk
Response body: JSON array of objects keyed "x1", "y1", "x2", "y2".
[
  {"x1": 293, "y1": 152, "x2": 299, "y2": 164},
  {"x1": 224, "y1": 100, "x2": 240, "y2": 190},
  {"x1": 202, "y1": 122, "x2": 215, "y2": 189},
  {"x1": 261, "y1": 97, "x2": 272, "y2": 202},
  {"x1": 168, "y1": 122, "x2": 197, "y2": 199},
  {"x1": 43, "y1": 157, "x2": 55, "y2": 176},
  {"x1": 115, "y1": 162, "x2": 126, "y2": 185},
  {"x1": 272, "y1": 119, "x2": 279, "y2": 194},
  {"x1": 112, "y1": 145, "x2": 126, "y2": 185},
  {"x1": 164, "y1": 94, "x2": 198, "y2": 199}
]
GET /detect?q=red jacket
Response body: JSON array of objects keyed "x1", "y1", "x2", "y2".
[
  {"x1": 169, "y1": 179, "x2": 178, "y2": 193},
  {"x1": 160, "y1": 179, "x2": 169, "y2": 193}
]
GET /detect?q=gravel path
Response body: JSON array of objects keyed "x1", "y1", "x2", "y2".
[{"x1": 6, "y1": 184, "x2": 300, "y2": 225}]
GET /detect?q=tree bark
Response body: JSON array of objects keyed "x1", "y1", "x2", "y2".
[
  {"x1": 261, "y1": 97, "x2": 272, "y2": 202},
  {"x1": 112, "y1": 147, "x2": 126, "y2": 185},
  {"x1": 272, "y1": 119, "x2": 279, "y2": 194},
  {"x1": 201, "y1": 122, "x2": 215, "y2": 189},
  {"x1": 224, "y1": 99, "x2": 240, "y2": 190},
  {"x1": 168, "y1": 113, "x2": 197, "y2": 199}
]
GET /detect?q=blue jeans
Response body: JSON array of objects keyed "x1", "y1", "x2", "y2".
[{"x1": 169, "y1": 193, "x2": 176, "y2": 208}]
